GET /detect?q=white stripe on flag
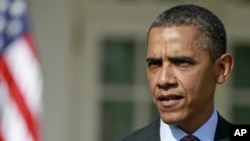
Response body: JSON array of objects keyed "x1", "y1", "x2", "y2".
[
  {"x1": 0, "y1": 77, "x2": 32, "y2": 141},
  {"x1": 4, "y1": 37, "x2": 43, "y2": 116}
]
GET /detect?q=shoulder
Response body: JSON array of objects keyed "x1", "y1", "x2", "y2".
[
  {"x1": 118, "y1": 118, "x2": 161, "y2": 141},
  {"x1": 216, "y1": 113, "x2": 232, "y2": 131},
  {"x1": 214, "y1": 113, "x2": 233, "y2": 141}
]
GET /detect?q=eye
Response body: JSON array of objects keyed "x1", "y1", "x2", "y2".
[
  {"x1": 170, "y1": 57, "x2": 195, "y2": 67},
  {"x1": 174, "y1": 59, "x2": 190, "y2": 65},
  {"x1": 148, "y1": 60, "x2": 162, "y2": 67},
  {"x1": 146, "y1": 58, "x2": 162, "y2": 69}
]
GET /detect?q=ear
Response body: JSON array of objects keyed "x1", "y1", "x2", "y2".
[{"x1": 216, "y1": 54, "x2": 234, "y2": 84}]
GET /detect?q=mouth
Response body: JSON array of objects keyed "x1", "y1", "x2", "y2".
[{"x1": 157, "y1": 94, "x2": 184, "y2": 107}]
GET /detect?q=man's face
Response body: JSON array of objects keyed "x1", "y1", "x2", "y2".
[{"x1": 146, "y1": 26, "x2": 218, "y2": 133}]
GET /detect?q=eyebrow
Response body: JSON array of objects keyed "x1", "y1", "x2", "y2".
[
  {"x1": 146, "y1": 57, "x2": 161, "y2": 63},
  {"x1": 146, "y1": 56, "x2": 196, "y2": 63},
  {"x1": 168, "y1": 55, "x2": 196, "y2": 63}
]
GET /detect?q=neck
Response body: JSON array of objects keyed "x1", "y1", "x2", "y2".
[{"x1": 178, "y1": 107, "x2": 214, "y2": 134}]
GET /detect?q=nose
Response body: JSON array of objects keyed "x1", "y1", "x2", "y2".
[{"x1": 157, "y1": 64, "x2": 177, "y2": 90}]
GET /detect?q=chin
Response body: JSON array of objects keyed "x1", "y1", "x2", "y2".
[{"x1": 160, "y1": 111, "x2": 186, "y2": 125}]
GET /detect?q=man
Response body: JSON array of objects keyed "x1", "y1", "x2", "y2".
[{"x1": 119, "y1": 4, "x2": 234, "y2": 141}]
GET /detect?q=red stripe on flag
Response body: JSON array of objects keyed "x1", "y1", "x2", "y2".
[
  {"x1": 0, "y1": 134, "x2": 4, "y2": 141},
  {"x1": 0, "y1": 59, "x2": 40, "y2": 141},
  {"x1": 0, "y1": 128, "x2": 4, "y2": 141}
]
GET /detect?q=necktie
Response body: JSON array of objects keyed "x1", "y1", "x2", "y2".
[{"x1": 180, "y1": 135, "x2": 201, "y2": 141}]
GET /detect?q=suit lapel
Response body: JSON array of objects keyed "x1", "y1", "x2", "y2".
[
  {"x1": 214, "y1": 113, "x2": 230, "y2": 141},
  {"x1": 139, "y1": 118, "x2": 161, "y2": 141}
]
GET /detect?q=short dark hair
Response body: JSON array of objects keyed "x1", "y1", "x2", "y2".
[{"x1": 147, "y1": 4, "x2": 226, "y2": 61}]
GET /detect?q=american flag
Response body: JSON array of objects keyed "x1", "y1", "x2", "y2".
[{"x1": 0, "y1": 0, "x2": 43, "y2": 141}]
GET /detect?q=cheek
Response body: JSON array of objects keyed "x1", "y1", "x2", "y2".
[
  {"x1": 178, "y1": 69, "x2": 215, "y2": 101},
  {"x1": 177, "y1": 71, "x2": 205, "y2": 97},
  {"x1": 147, "y1": 72, "x2": 158, "y2": 94},
  {"x1": 178, "y1": 75, "x2": 197, "y2": 94}
]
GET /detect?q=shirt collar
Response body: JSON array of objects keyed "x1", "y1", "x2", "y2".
[{"x1": 160, "y1": 108, "x2": 218, "y2": 141}]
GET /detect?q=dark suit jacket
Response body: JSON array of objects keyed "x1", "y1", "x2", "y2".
[{"x1": 119, "y1": 113, "x2": 231, "y2": 141}]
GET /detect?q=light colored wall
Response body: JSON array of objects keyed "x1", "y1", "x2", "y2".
[{"x1": 30, "y1": 0, "x2": 71, "y2": 141}]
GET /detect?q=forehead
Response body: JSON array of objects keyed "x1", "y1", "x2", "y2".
[{"x1": 147, "y1": 26, "x2": 209, "y2": 58}]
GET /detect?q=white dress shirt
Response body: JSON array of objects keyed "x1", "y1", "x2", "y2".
[{"x1": 160, "y1": 108, "x2": 218, "y2": 141}]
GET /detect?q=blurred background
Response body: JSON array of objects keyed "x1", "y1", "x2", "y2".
[{"x1": 28, "y1": 0, "x2": 250, "y2": 141}]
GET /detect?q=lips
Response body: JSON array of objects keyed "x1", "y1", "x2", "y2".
[
  {"x1": 158, "y1": 94, "x2": 183, "y2": 101},
  {"x1": 157, "y1": 94, "x2": 183, "y2": 107}
]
